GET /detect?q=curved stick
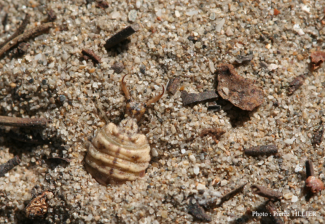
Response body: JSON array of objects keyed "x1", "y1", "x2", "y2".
[
  {"x1": 121, "y1": 74, "x2": 131, "y2": 101},
  {"x1": 145, "y1": 85, "x2": 165, "y2": 107}
]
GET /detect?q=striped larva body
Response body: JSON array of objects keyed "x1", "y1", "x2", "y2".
[{"x1": 85, "y1": 75, "x2": 164, "y2": 185}]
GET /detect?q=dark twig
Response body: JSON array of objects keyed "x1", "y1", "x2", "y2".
[
  {"x1": 0, "y1": 22, "x2": 54, "y2": 58},
  {"x1": 305, "y1": 160, "x2": 314, "y2": 177},
  {"x1": 216, "y1": 182, "x2": 247, "y2": 207},
  {"x1": 0, "y1": 13, "x2": 30, "y2": 49},
  {"x1": 0, "y1": 116, "x2": 48, "y2": 128},
  {"x1": 0, "y1": 156, "x2": 21, "y2": 177}
]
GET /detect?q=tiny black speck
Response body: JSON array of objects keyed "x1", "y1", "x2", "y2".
[{"x1": 29, "y1": 79, "x2": 34, "y2": 83}]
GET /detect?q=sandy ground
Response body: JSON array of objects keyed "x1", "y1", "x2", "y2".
[{"x1": 1, "y1": 0, "x2": 325, "y2": 223}]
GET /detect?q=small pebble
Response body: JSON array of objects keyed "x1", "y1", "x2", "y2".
[{"x1": 128, "y1": 10, "x2": 138, "y2": 22}]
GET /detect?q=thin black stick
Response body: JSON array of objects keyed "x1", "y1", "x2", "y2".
[
  {"x1": 0, "y1": 156, "x2": 21, "y2": 177},
  {"x1": 0, "y1": 116, "x2": 48, "y2": 128},
  {"x1": 0, "y1": 13, "x2": 30, "y2": 49},
  {"x1": 305, "y1": 160, "x2": 314, "y2": 178}
]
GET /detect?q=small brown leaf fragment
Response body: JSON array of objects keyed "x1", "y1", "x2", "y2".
[
  {"x1": 82, "y1": 49, "x2": 101, "y2": 64},
  {"x1": 251, "y1": 185, "x2": 283, "y2": 201},
  {"x1": 234, "y1": 54, "x2": 253, "y2": 64},
  {"x1": 311, "y1": 125, "x2": 324, "y2": 146},
  {"x1": 96, "y1": 1, "x2": 109, "y2": 9},
  {"x1": 244, "y1": 145, "x2": 278, "y2": 156},
  {"x1": 111, "y1": 61, "x2": 125, "y2": 74},
  {"x1": 200, "y1": 128, "x2": 225, "y2": 142},
  {"x1": 288, "y1": 74, "x2": 305, "y2": 95},
  {"x1": 310, "y1": 51, "x2": 325, "y2": 70},
  {"x1": 188, "y1": 198, "x2": 211, "y2": 222},
  {"x1": 265, "y1": 201, "x2": 285, "y2": 224},
  {"x1": 181, "y1": 90, "x2": 218, "y2": 106},
  {"x1": 25, "y1": 191, "x2": 53, "y2": 219},
  {"x1": 273, "y1": 8, "x2": 281, "y2": 16},
  {"x1": 216, "y1": 64, "x2": 264, "y2": 111},
  {"x1": 167, "y1": 77, "x2": 180, "y2": 95}
]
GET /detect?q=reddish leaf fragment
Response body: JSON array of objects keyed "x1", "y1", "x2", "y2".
[
  {"x1": 167, "y1": 77, "x2": 180, "y2": 95},
  {"x1": 188, "y1": 198, "x2": 211, "y2": 222},
  {"x1": 311, "y1": 51, "x2": 325, "y2": 70},
  {"x1": 288, "y1": 74, "x2": 305, "y2": 95},
  {"x1": 181, "y1": 90, "x2": 218, "y2": 106},
  {"x1": 216, "y1": 64, "x2": 264, "y2": 111},
  {"x1": 274, "y1": 8, "x2": 280, "y2": 16},
  {"x1": 82, "y1": 49, "x2": 101, "y2": 63}
]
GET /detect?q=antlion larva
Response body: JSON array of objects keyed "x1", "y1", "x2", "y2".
[{"x1": 85, "y1": 75, "x2": 164, "y2": 185}]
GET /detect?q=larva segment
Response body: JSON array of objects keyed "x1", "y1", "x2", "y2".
[{"x1": 85, "y1": 118, "x2": 151, "y2": 185}]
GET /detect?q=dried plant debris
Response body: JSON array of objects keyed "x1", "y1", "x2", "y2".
[
  {"x1": 104, "y1": 24, "x2": 140, "y2": 50},
  {"x1": 207, "y1": 101, "x2": 221, "y2": 112},
  {"x1": 265, "y1": 201, "x2": 285, "y2": 224},
  {"x1": 0, "y1": 156, "x2": 21, "y2": 177},
  {"x1": 25, "y1": 191, "x2": 53, "y2": 219},
  {"x1": 310, "y1": 51, "x2": 325, "y2": 70},
  {"x1": 0, "y1": 116, "x2": 48, "y2": 128},
  {"x1": 200, "y1": 128, "x2": 225, "y2": 142},
  {"x1": 12, "y1": 42, "x2": 30, "y2": 55},
  {"x1": 166, "y1": 77, "x2": 180, "y2": 95},
  {"x1": 96, "y1": 1, "x2": 109, "y2": 9},
  {"x1": 82, "y1": 49, "x2": 101, "y2": 63},
  {"x1": 111, "y1": 61, "x2": 124, "y2": 74},
  {"x1": 216, "y1": 64, "x2": 264, "y2": 111},
  {"x1": 217, "y1": 183, "x2": 247, "y2": 206},
  {"x1": 244, "y1": 145, "x2": 278, "y2": 156},
  {"x1": 234, "y1": 54, "x2": 253, "y2": 64},
  {"x1": 0, "y1": 22, "x2": 54, "y2": 58},
  {"x1": 311, "y1": 125, "x2": 324, "y2": 146},
  {"x1": 288, "y1": 74, "x2": 305, "y2": 95},
  {"x1": 251, "y1": 185, "x2": 283, "y2": 201},
  {"x1": 181, "y1": 90, "x2": 218, "y2": 106},
  {"x1": 47, "y1": 9, "x2": 57, "y2": 22},
  {"x1": 0, "y1": 13, "x2": 30, "y2": 49},
  {"x1": 188, "y1": 198, "x2": 212, "y2": 222}
]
